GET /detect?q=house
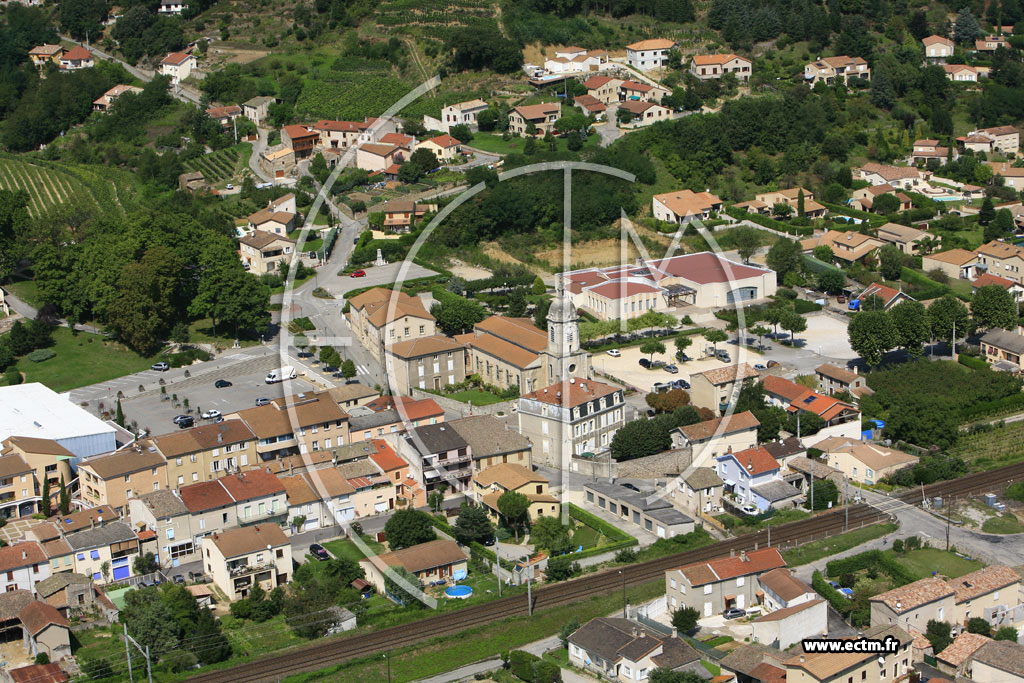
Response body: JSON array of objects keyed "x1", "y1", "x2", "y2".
[
  {"x1": 976, "y1": 35, "x2": 1010, "y2": 52},
  {"x1": 6, "y1": 662, "x2": 68, "y2": 683},
  {"x1": 313, "y1": 119, "x2": 363, "y2": 150},
  {"x1": 583, "y1": 481, "x2": 694, "y2": 539},
  {"x1": 854, "y1": 282, "x2": 915, "y2": 311},
  {"x1": 0, "y1": 542, "x2": 50, "y2": 592},
  {"x1": 359, "y1": 539, "x2": 467, "y2": 597},
  {"x1": 674, "y1": 467, "x2": 725, "y2": 516},
  {"x1": 1, "y1": 436, "x2": 77, "y2": 515},
  {"x1": 543, "y1": 47, "x2": 608, "y2": 74},
  {"x1": 689, "y1": 364, "x2": 761, "y2": 414},
  {"x1": 127, "y1": 489, "x2": 195, "y2": 569},
  {"x1": 385, "y1": 335, "x2": 467, "y2": 395},
  {"x1": 58, "y1": 46, "x2": 93, "y2": 71},
  {"x1": 690, "y1": 54, "x2": 752, "y2": 81},
  {"x1": 922, "y1": 248, "x2": 980, "y2": 281},
  {"x1": 876, "y1": 222, "x2": 929, "y2": 255},
  {"x1": 670, "y1": 411, "x2": 760, "y2": 464},
  {"x1": 870, "y1": 576, "x2": 955, "y2": 633},
  {"x1": 944, "y1": 64, "x2": 979, "y2": 82},
  {"x1": 473, "y1": 463, "x2": 558, "y2": 523},
  {"x1": 281, "y1": 125, "x2": 318, "y2": 160},
  {"x1": 92, "y1": 84, "x2": 143, "y2": 112},
  {"x1": 574, "y1": 94, "x2": 606, "y2": 117},
  {"x1": 328, "y1": 383, "x2": 378, "y2": 410},
  {"x1": 158, "y1": 52, "x2": 195, "y2": 84},
  {"x1": 972, "y1": 640, "x2": 1024, "y2": 683},
  {"x1": 755, "y1": 188, "x2": 828, "y2": 219},
  {"x1": 848, "y1": 184, "x2": 914, "y2": 213},
  {"x1": 758, "y1": 568, "x2": 817, "y2": 612},
  {"x1": 719, "y1": 642, "x2": 790, "y2": 683},
  {"x1": 178, "y1": 470, "x2": 287, "y2": 543},
  {"x1": 923, "y1": 35, "x2": 955, "y2": 62},
  {"x1": 28, "y1": 45, "x2": 64, "y2": 70},
  {"x1": 247, "y1": 206, "x2": 296, "y2": 236},
  {"x1": 619, "y1": 80, "x2": 669, "y2": 104},
  {"x1": 144, "y1": 419, "x2": 258, "y2": 489},
  {"x1": 763, "y1": 436, "x2": 807, "y2": 469},
  {"x1": 51, "y1": 506, "x2": 118, "y2": 535},
  {"x1": 242, "y1": 95, "x2": 276, "y2": 126},
  {"x1": 583, "y1": 75, "x2": 624, "y2": 104},
  {"x1": 981, "y1": 329, "x2": 1024, "y2": 372},
  {"x1": 804, "y1": 56, "x2": 870, "y2": 85},
  {"x1": 77, "y1": 447, "x2": 167, "y2": 515},
  {"x1": 988, "y1": 161, "x2": 1024, "y2": 191},
  {"x1": 800, "y1": 230, "x2": 884, "y2": 263},
  {"x1": 518, "y1": 378, "x2": 625, "y2": 465},
  {"x1": 665, "y1": 547, "x2": 787, "y2": 616},
  {"x1": 158, "y1": 0, "x2": 188, "y2": 13},
  {"x1": 508, "y1": 103, "x2": 561, "y2": 136},
  {"x1": 910, "y1": 138, "x2": 956, "y2": 164},
  {"x1": 424, "y1": 99, "x2": 489, "y2": 133},
  {"x1": 378, "y1": 132, "x2": 416, "y2": 153},
  {"x1": 238, "y1": 231, "x2": 294, "y2": 275},
  {"x1": 752, "y1": 599, "x2": 828, "y2": 650},
  {"x1": 18, "y1": 601, "x2": 70, "y2": 661},
  {"x1": 567, "y1": 617, "x2": 702, "y2": 683},
  {"x1": 230, "y1": 390, "x2": 351, "y2": 459},
  {"x1": 947, "y1": 564, "x2": 1022, "y2": 626},
  {"x1": 356, "y1": 143, "x2": 406, "y2": 172},
  {"x1": 379, "y1": 199, "x2": 436, "y2": 233},
  {"x1": 975, "y1": 239, "x2": 1024, "y2": 282},
  {"x1": 816, "y1": 437, "x2": 918, "y2": 485},
  {"x1": 625, "y1": 39, "x2": 677, "y2": 71},
  {"x1": 761, "y1": 376, "x2": 862, "y2": 445},
  {"x1": 652, "y1": 190, "x2": 723, "y2": 225},
  {"x1": 619, "y1": 100, "x2": 671, "y2": 127},
  {"x1": 973, "y1": 272, "x2": 1024, "y2": 303},
  {"x1": 347, "y1": 410, "x2": 408, "y2": 443},
  {"x1": 202, "y1": 524, "x2": 291, "y2": 601},
  {"x1": 401, "y1": 422, "x2": 472, "y2": 494},
  {"x1": 33, "y1": 572, "x2": 95, "y2": 617},
  {"x1": 347, "y1": 288, "x2": 436, "y2": 364},
  {"x1": 936, "y1": 631, "x2": 992, "y2": 676},
  {"x1": 715, "y1": 446, "x2": 801, "y2": 512},
  {"x1": 365, "y1": 396, "x2": 444, "y2": 430},
  {"x1": 970, "y1": 125, "x2": 1019, "y2": 154},
  {"x1": 280, "y1": 470, "x2": 353, "y2": 532},
  {"x1": 65, "y1": 521, "x2": 140, "y2": 582},
  {"x1": 259, "y1": 144, "x2": 294, "y2": 178},
  {"x1": 815, "y1": 364, "x2": 872, "y2": 400},
  {"x1": 856, "y1": 163, "x2": 925, "y2": 190},
  {"x1": 206, "y1": 104, "x2": 242, "y2": 129},
  {"x1": 0, "y1": 454, "x2": 38, "y2": 519},
  {"x1": 448, "y1": 415, "x2": 533, "y2": 474},
  {"x1": 783, "y1": 625, "x2": 913, "y2": 683}
]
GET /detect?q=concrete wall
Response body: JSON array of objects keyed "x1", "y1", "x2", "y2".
[
  {"x1": 752, "y1": 599, "x2": 828, "y2": 649},
  {"x1": 408, "y1": 388, "x2": 515, "y2": 417}
]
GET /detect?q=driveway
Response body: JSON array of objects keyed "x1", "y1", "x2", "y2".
[
  {"x1": 451, "y1": 150, "x2": 500, "y2": 171},
  {"x1": 248, "y1": 129, "x2": 273, "y2": 183},
  {"x1": 595, "y1": 116, "x2": 622, "y2": 147}
]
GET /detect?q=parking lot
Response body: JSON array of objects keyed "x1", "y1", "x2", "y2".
[{"x1": 593, "y1": 334, "x2": 735, "y2": 393}]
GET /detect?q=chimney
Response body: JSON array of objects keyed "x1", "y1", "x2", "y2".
[
  {"x1": 639, "y1": 629, "x2": 646, "y2": 638},
  {"x1": 289, "y1": 462, "x2": 294, "y2": 476},
  {"x1": 671, "y1": 626, "x2": 678, "y2": 638},
  {"x1": 800, "y1": 655, "x2": 806, "y2": 663},
  {"x1": 740, "y1": 551, "x2": 748, "y2": 562},
  {"x1": 730, "y1": 548, "x2": 735, "y2": 558},
  {"x1": 90, "y1": 518, "x2": 95, "y2": 530},
  {"x1": 217, "y1": 432, "x2": 223, "y2": 443},
  {"x1": 21, "y1": 550, "x2": 26, "y2": 560},
  {"x1": 254, "y1": 525, "x2": 260, "y2": 533},
  {"x1": 631, "y1": 627, "x2": 638, "y2": 636}
]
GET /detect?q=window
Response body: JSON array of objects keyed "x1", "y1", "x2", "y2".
[
  {"x1": 258, "y1": 502, "x2": 266, "y2": 516},
  {"x1": 177, "y1": 475, "x2": 184, "y2": 486},
  {"x1": 90, "y1": 550, "x2": 100, "y2": 560},
  {"x1": 190, "y1": 455, "x2": 197, "y2": 463},
  {"x1": 703, "y1": 585, "x2": 712, "y2": 595},
  {"x1": 176, "y1": 458, "x2": 182, "y2": 466},
  {"x1": 670, "y1": 578, "x2": 677, "y2": 590},
  {"x1": 737, "y1": 576, "x2": 744, "y2": 587},
  {"x1": 256, "y1": 553, "x2": 264, "y2": 563},
  {"x1": 192, "y1": 472, "x2": 199, "y2": 482},
  {"x1": 276, "y1": 549, "x2": 283, "y2": 558},
  {"x1": 244, "y1": 506, "x2": 252, "y2": 518}
]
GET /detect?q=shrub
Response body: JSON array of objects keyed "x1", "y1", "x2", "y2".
[
  {"x1": 162, "y1": 649, "x2": 198, "y2": 672},
  {"x1": 509, "y1": 650, "x2": 540, "y2": 681},
  {"x1": 812, "y1": 570, "x2": 850, "y2": 614},
  {"x1": 793, "y1": 299, "x2": 822, "y2": 314},
  {"x1": 4, "y1": 368, "x2": 22, "y2": 386},
  {"x1": 958, "y1": 355, "x2": 989, "y2": 371},
  {"x1": 26, "y1": 349, "x2": 56, "y2": 362}
]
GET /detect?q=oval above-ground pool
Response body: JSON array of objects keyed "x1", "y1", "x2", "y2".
[{"x1": 444, "y1": 585, "x2": 473, "y2": 599}]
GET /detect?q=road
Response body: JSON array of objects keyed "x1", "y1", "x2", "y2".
[
  {"x1": 450, "y1": 150, "x2": 500, "y2": 171},
  {"x1": 248, "y1": 128, "x2": 273, "y2": 183},
  {"x1": 1, "y1": 286, "x2": 104, "y2": 335}
]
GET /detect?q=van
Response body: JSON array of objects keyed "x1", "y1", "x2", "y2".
[
  {"x1": 266, "y1": 366, "x2": 297, "y2": 384},
  {"x1": 652, "y1": 382, "x2": 672, "y2": 393}
]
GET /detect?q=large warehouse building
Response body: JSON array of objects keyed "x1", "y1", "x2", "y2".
[{"x1": 0, "y1": 383, "x2": 118, "y2": 461}]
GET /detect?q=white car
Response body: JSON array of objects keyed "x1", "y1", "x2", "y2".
[
  {"x1": 607, "y1": 349, "x2": 621, "y2": 357},
  {"x1": 200, "y1": 409, "x2": 222, "y2": 420},
  {"x1": 225, "y1": 184, "x2": 234, "y2": 190}
]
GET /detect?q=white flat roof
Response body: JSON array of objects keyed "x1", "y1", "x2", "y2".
[{"x1": 0, "y1": 383, "x2": 116, "y2": 443}]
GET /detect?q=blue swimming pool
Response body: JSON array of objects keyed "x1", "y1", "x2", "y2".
[{"x1": 445, "y1": 585, "x2": 473, "y2": 599}]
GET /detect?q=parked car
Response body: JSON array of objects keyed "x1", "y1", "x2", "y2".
[
  {"x1": 676, "y1": 352, "x2": 692, "y2": 362},
  {"x1": 350, "y1": 270, "x2": 367, "y2": 278},
  {"x1": 201, "y1": 409, "x2": 222, "y2": 420},
  {"x1": 214, "y1": 379, "x2": 232, "y2": 388},
  {"x1": 323, "y1": 366, "x2": 339, "y2": 373},
  {"x1": 664, "y1": 364, "x2": 678, "y2": 374},
  {"x1": 651, "y1": 360, "x2": 666, "y2": 369},
  {"x1": 172, "y1": 415, "x2": 191, "y2": 425},
  {"x1": 482, "y1": 536, "x2": 496, "y2": 546},
  {"x1": 172, "y1": 575, "x2": 185, "y2": 584},
  {"x1": 607, "y1": 349, "x2": 621, "y2": 357},
  {"x1": 639, "y1": 358, "x2": 651, "y2": 369},
  {"x1": 177, "y1": 416, "x2": 194, "y2": 429},
  {"x1": 837, "y1": 295, "x2": 847, "y2": 304},
  {"x1": 225, "y1": 184, "x2": 234, "y2": 190},
  {"x1": 716, "y1": 350, "x2": 731, "y2": 362},
  {"x1": 672, "y1": 379, "x2": 690, "y2": 390},
  {"x1": 653, "y1": 382, "x2": 672, "y2": 393},
  {"x1": 754, "y1": 363, "x2": 767, "y2": 370},
  {"x1": 723, "y1": 608, "x2": 747, "y2": 620},
  {"x1": 151, "y1": 362, "x2": 169, "y2": 372},
  {"x1": 740, "y1": 504, "x2": 758, "y2": 515},
  {"x1": 255, "y1": 398, "x2": 271, "y2": 406},
  {"x1": 309, "y1": 544, "x2": 330, "y2": 561}
]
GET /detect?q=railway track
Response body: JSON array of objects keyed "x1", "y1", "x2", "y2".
[{"x1": 187, "y1": 461, "x2": 1024, "y2": 682}]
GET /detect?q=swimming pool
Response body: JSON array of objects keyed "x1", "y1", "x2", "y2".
[{"x1": 445, "y1": 585, "x2": 473, "y2": 599}]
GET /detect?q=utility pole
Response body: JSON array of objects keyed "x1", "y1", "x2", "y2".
[
  {"x1": 124, "y1": 624, "x2": 133, "y2": 683},
  {"x1": 619, "y1": 568, "x2": 627, "y2": 618},
  {"x1": 845, "y1": 475, "x2": 849, "y2": 532},
  {"x1": 526, "y1": 555, "x2": 533, "y2": 616},
  {"x1": 946, "y1": 496, "x2": 952, "y2": 552},
  {"x1": 496, "y1": 544, "x2": 501, "y2": 597},
  {"x1": 952, "y1": 318, "x2": 956, "y2": 360},
  {"x1": 384, "y1": 652, "x2": 391, "y2": 683},
  {"x1": 810, "y1": 457, "x2": 815, "y2": 511},
  {"x1": 123, "y1": 625, "x2": 151, "y2": 683}
]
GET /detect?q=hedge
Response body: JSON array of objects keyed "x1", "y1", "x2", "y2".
[
  {"x1": 958, "y1": 355, "x2": 989, "y2": 371},
  {"x1": 25, "y1": 349, "x2": 56, "y2": 362},
  {"x1": 901, "y1": 267, "x2": 950, "y2": 300},
  {"x1": 794, "y1": 299, "x2": 822, "y2": 314},
  {"x1": 821, "y1": 202, "x2": 886, "y2": 226},
  {"x1": 824, "y1": 550, "x2": 917, "y2": 587},
  {"x1": 812, "y1": 569, "x2": 851, "y2": 614},
  {"x1": 508, "y1": 650, "x2": 560, "y2": 683},
  {"x1": 725, "y1": 206, "x2": 814, "y2": 236},
  {"x1": 568, "y1": 504, "x2": 634, "y2": 543},
  {"x1": 961, "y1": 391, "x2": 1024, "y2": 421}
]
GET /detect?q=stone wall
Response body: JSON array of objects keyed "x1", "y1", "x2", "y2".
[{"x1": 409, "y1": 388, "x2": 515, "y2": 417}]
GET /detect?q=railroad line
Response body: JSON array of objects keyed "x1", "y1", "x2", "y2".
[{"x1": 187, "y1": 462, "x2": 1024, "y2": 682}]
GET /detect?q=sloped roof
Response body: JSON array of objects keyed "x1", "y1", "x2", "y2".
[
  {"x1": 722, "y1": 446, "x2": 781, "y2": 476},
  {"x1": 208, "y1": 524, "x2": 288, "y2": 558},
  {"x1": 81, "y1": 448, "x2": 165, "y2": 479},
  {"x1": 161, "y1": 51, "x2": 193, "y2": 65},
  {"x1": 937, "y1": 632, "x2": 992, "y2": 667},
  {"x1": 0, "y1": 543, "x2": 46, "y2": 573},
  {"x1": 370, "y1": 539, "x2": 465, "y2": 574},
  {"x1": 18, "y1": 601, "x2": 68, "y2": 636},
  {"x1": 947, "y1": 565, "x2": 1020, "y2": 603},
  {"x1": 449, "y1": 415, "x2": 531, "y2": 459},
  {"x1": 695, "y1": 363, "x2": 759, "y2": 386},
  {"x1": 677, "y1": 411, "x2": 759, "y2": 442},
  {"x1": 759, "y1": 568, "x2": 813, "y2": 602},
  {"x1": 61, "y1": 46, "x2": 92, "y2": 62},
  {"x1": 386, "y1": 335, "x2": 465, "y2": 359},
  {"x1": 150, "y1": 420, "x2": 255, "y2": 457},
  {"x1": 754, "y1": 598, "x2": 824, "y2": 623},
  {"x1": 513, "y1": 103, "x2": 560, "y2": 120},
  {"x1": 626, "y1": 38, "x2": 676, "y2": 50},
  {"x1": 349, "y1": 287, "x2": 433, "y2": 327},
  {"x1": 675, "y1": 547, "x2": 786, "y2": 586},
  {"x1": 522, "y1": 379, "x2": 618, "y2": 408},
  {"x1": 472, "y1": 462, "x2": 547, "y2": 491},
  {"x1": 871, "y1": 576, "x2": 954, "y2": 613}
]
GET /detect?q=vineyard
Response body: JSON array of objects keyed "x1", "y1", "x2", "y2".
[
  {"x1": 951, "y1": 420, "x2": 1024, "y2": 471},
  {"x1": 183, "y1": 144, "x2": 248, "y2": 184},
  {"x1": 374, "y1": 0, "x2": 499, "y2": 39},
  {"x1": 296, "y1": 76, "x2": 413, "y2": 121},
  {"x1": 0, "y1": 155, "x2": 103, "y2": 218}
]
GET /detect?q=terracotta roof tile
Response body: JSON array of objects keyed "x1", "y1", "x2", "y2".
[
  {"x1": 677, "y1": 411, "x2": 759, "y2": 442},
  {"x1": 871, "y1": 576, "x2": 954, "y2": 613},
  {"x1": 522, "y1": 379, "x2": 618, "y2": 407},
  {"x1": 207, "y1": 524, "x2": 288, "y2": 558},
  {"x1": 722, "y1": 446, "x2": 781, "y2": 476},
  {"x1": 695, "y1": 363, "x2": 760, "y2": 386},
  {"x1": 948, "y1": 565, "x2": 1020, "y2": 603},
  {"x1": 937, "y1": 632, "x2": 992, "y2": 667},
  {"x1": 675, "y1": 547, "x2": 786, "y2": 586},
  {"x1": 18, "y1": 601, "x2": 68, "y2": 635}
]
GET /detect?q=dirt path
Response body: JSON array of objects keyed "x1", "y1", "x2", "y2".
[{"x1": 494, "y1": 4, "x2": 510, "y2": 40}]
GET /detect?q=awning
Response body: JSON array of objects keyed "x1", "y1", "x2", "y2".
[{"x1": 725, "y1": 594, "x2": 736, "y2": 601}]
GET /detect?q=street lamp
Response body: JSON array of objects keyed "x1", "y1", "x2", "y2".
[
  {"x1": 618, "y1": 568, "x2": 626, "y2": 618},
  {"x1": 384, "y1": 652, "x2": 391, "y2": 683}
]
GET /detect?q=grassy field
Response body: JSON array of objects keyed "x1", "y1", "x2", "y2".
[
  {"x1": 187, "y1": 318, "x2": 264, "y2": 348},
  {"x1": 3, "y1": 277, "x2": 43, "y2": 308},
  {"x1": 981, "y1": 513, "x2": 1024, "y2": 534},
  {"x1": 782, "y1": 522, "x2": 898, "y2": 566},
  {"x1": 445, "y1": 389, "x2": 505, "y2": 405},
  {"x1": 951, "y1": 420, "x2": 1024, "y2": 470},
  {"x1": 6, "y1": 327, "x2": 157, "y2": 392},
  {"x1": 469, "y1": 131, "x2": 601, "y2": 156},
  {"x1": 896, "y1": 548, "x2": 984, "y2": 579},
  {"x1": 570, "y1": 522, "x2": 605, "y2": 549},
  {"x1": 323, "y1": 535, "x2": 386, "y2": 562}
]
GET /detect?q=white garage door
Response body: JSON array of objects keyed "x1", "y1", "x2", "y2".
[
  {"x1": 374, "y1": 502, "x2": 388, "y2": 513},
  {"x1": 337, "y1": 507, "x2": 354, "y2": 522},
  {"x1": 304, "y1": 518, "x2": 319, "y2": 531}
]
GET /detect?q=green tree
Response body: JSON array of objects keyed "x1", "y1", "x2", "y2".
[
  {"x1": 384, "y1": 565, "x2": 424, "y2": 607},
  {"x1": 532, "y1": 277, "x2": 546, "y2": 295},
  {"x1": 848, "y1": 310, "x2": 897, "y2": 367},
  {"x1": 872, "y1": 193, "x2": 900, "y2": 215},
  {"x1": 954, "y1": 8, "x2": 982, "y2": 44},
  {"x1": 554, "y1": 111, "x2": 591, "y2": 136},
  {"x1": 926, "y1": 620, "x2": 953, "y2": 653},
  {"x1": 704, "y1": 328, "x2": 728, "y2": 353},
  {"x1": 133, "y1": 552, "x2": 159, "y2": 575},
  {"x1": 341, "y1": 359, "x2": 356, "y2": 379},
  {"x1": 733, "y1": 228, "x2": 760, "y2": 264},
  {"x1": 972, "y1": 284, "x2": 1017, "y2": 330},
  {"x1": 452, "y1": 504, "x2": 493, "y2": 545},
  {"x1": 928, "y1": 294, "x2": 970, "y2": 344},
  {"x1": 189, "y1": 248, "x2": 271, "y2": 339},
  {"x1": 115, "y1": 398, "x2": 125, "y2": 428},
  {"x1": 430, "y1": 294, "x2": 487, "y2": 335},
  {"x1": 805, "y1": 479, "x2": 839, "y2": 510},
  {"x1": 772, "y1": 202, "x2": 794, "y2": 218},
  {"x1": 889, "y1": 301, "x2": 930, "y2": 356},
  {"x1": 529, "y1": 516, "x2": 572, "y2": 554},
  {"x1": 674, "y1": 333, "x2": 693, "y2": 360},
  {"x1": 545, "y1": 555, "x2": 580, "y2": 582},
  {"x1": 497, "y1": 490, "x2": 530, "y2": 541},
  {"x1": 780, "y1": 310, "x2": 807, "y2": 345},
  {"x1": 58, "y1": 476, "x2": 70, "y2": 516},
  {"x1": 671, "y1": 606, "x2": 700, "y2": 633},
  {"x1": 383, "y1": 509, "x2": 436, "y2": 550},
  {"x1": 986, "y1": 209, "x2": 1016, "y2": 242},
  {"x1": 40, "y1": 477, "x2": 51, "y2": 517},
  {"x1": 427, "y1": 490, "x2": 444, "y2": 512},
  {"x1": 507, "y1": 288, "x2": 528, "y2": 317},
  {"x1": 813, "y1": 245, "x2": 835, "y2": 263},
  {"x1": 995, "y1": 626, "x2": 1019, "y2": 641},
  {"x1": 559, "y1": 617, "x2": 580, "y2": 648},
  {"x1": 797, "y1": 189, "x2": 806, "y2": 217},
  {"x1": 751, "y1": 325, "x2": 770, "y2": 349},
  {"x1": 640, "y1": 340, "x2": 666, "y2": 361},
  {"x1": 879, "y1": 245, "x2": 904, "y2": 281},
  {"x1": 818, "y1": 269, "x2": 845, "y2": 294},
  {"x1": 309, "y1": 152, "x2": 329, "y2": 184},
  {"x1": 979, "y1": 196, "x2": 996, "y2": 225},
  {"x1": 967, "y1": 617, "x2": 992, "y2": 635},
  {"x1": 766, "y1": 238, "x2": 803, "y2": 279}
]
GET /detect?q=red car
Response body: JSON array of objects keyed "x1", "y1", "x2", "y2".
[{"x1": 350, "y1": 270, "x2": 366, "y2": 278}]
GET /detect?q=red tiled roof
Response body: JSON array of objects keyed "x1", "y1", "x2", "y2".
[
  {"x1": 161, "y1": 51, "x2": 192, "y2": 65},
  {"x1": 427, "y1": 134, "x2": 461, "y2": 148},
  {"x1": 583, "y1": 75, "x2": 617, "y2": 89},
  {"x1": 369, "y1": 440, "x2": 406, "y2": 472},
  {"x1": 283, "y1": 124, "x2": 318, "y2": 140},
  {"x1": 646, "y1": 253, "x2": 768, "y2": 285},
  {"x1": 620, "y1": 80, "x2": 653, "y2": 93},
  {"x1": 675, "y1": 547, "x2": 786, "y2": 586},
  {"x1": 586, "y1": 280, "x2": 661, "y2": 299},
  {"x1": 973, "y1": 273, "x2": 1018, "y2": 290},
  {"x1": 724, "y1": 446, "x2": 781, "y2": 476},
  {"x1": 9, "y1": 663, "x2": 67, "y2": 683},
  {"x1": 762, "y1": 375, "x2": 808, "y2": 402},
  {"x1": 522, "y1": 379, "x2": 619, "y2": 408},
  {"x1": 18, "y1": 601, "x2": 68, "y2": 635},
  {"x1": 0, "y1": 542, "x2": 47, "y2": 573},
  {"x1": 178, "y1": 479, "x2": 234, "y2": 512},
  {"x1": 62, "y1": 46, "x2": 92, "y2": 61},
  {"x1": 217, "y1": 470, "x2": 285, "y2": 501}
]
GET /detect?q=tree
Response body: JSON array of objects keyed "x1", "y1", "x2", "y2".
[
  {"x1": 450, "y1": 124, "x2": 473, "y2": 143},
  {"x1": 986, "y1": 208, "x2": 1016, "y2": 241},
  {"x1": 545, "y1": 555, "x2": 580, "y2": 582},
  {"x1": 954, "y1": 8, "x2": 982, "y2": 45},
  {"x1": 452, "y1": 505, "x2": 493, "y2": 545},
  {"x1": 674, "y1": 333, "x2": 693, "y2": 360},
  {"x1": 427, "y1": 490, "x2": 444, "y2": 513},
  {"x1": 979, "y1": 196, "x2": 996, "y2": 225},
  {"x1": 772, "y1": 202, "x2": 793, "y2": 219},
  {"x1": 341, "y1": 359, "x2": 356, "y2": 379},
  {"x1": 879, "y1": 245, "x2": 904, "y2": 281},
  {"x1": 967, "y1": 617, "x2": 992, "y2": 635},
  {"x1": 973, "y1": 285, "x2": 1017, "y2": 330},
  {"x1": 554, "y1": 111, "x2": 590, "y2": 136},
  {"x1": 797, "y1": 189, "x2": 805, "y2": 218},
  {"x1": 58, "y1": 476, "x2": 69, "y2": 516},
  {"x1": 805, "y1": 479, "x2": 839, "y2": 510},
  {"x1": 766, "y1": 239, "x2": 803, "y2": 279},
  {"x1": 507, "y1": 288, "x2": 528, "y2": 317},
  {"x1": 928, "y1": 294, "x2": 970, "y2": 344},
  {"x1": 704, "y1": 328, "x2": 728, "y2": 353},
  {"x1": 671, "y1": 606, "x2": 700, "y2": 634},
  {"x1": 870, "y1": 71, "x2": 896, "y2": 109},
  {"x1": 40, "y1": 477, "x2": 51, "y2": 517},
  {"x1": 751, "y1": 325, "x2": 770, "y2": 349},
  {"x1": 995, "y1": 626, "x2": 1019, "y2": 641},
  {"x1": 780, "y1": 310, "x2": 807, "y2": 345},
  {"x1": 430, "y1": 294, "x2": 486, "y2": 335},
  {"x1": 383, "y1": 509, "x2": 436, "y2": 550},
  {"x1": 640, "y1": 340, "x2": 666, "y2": 361},
  {"x1": 530, "y1": 516, "x2": 572, "y2": 555},
  {"x1": 385, "y1": 565, "x2": 424, "y2": 607},
  {"x1": 733, "y1": 228, "x2": 760, "y2": 263},
  {"x1": 926, "y1": 620, "x2": 953, "y2": 653},
  {"x1": 848, "y1": 310, "x2": 898, "y2": 367},
  {"x1": 813, "y1": 245, "x2": 835, "y2": 263},
  {"x1": 818, "y1": 269, "x2": 845, "y2": 295},
  {"x1": 133, "y1": 552, "x2": 159, "y2": 576},
  {"x1": 559, "y1": 617, "x2": 580, "y2": 648},
  {"x1": 532, "y1": 277, "x2": 546, "y2": 295},
  {"x1": 889, "y1": 301, "x2": 930, "y2": 356},
  {"x1": 100, "y1": 561, "x2": 110, "y2": 583},
  {"x1": 498, "y1": 490, "x2": 530, "y2": 541},
  {"x1": 115, "y1": 398, "x2": 125, "y2": 428},
  {"x1": 646, "y1": 389, "x2": 692, "y2": 413},
  {"x1": 872, "y1": 193, "x2": 900, "y2": 215}
]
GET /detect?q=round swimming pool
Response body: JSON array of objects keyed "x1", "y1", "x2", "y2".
[{"x1": 445, "y1": 585, "x2": 473, "y2": 599}]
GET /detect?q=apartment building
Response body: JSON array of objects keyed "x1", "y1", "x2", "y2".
[
  {"x1": 202, "y1": 524, "x2": 291, "y2": 601},
  {"x1": 158, "y1": 51, "x2": 195, "y2": 84},
  {"x1": 145, "y1": 420, "x2": 258, "y2": 488},
  {"x1": 669, "y1": 410, "x2": 760, "y2": 464},
  {"x1": 625, "y1": 38, "x2": 677, "y2": 71},
  {"x1": 401, "y1": 423, "x2": 472, "y2": 494},
  {"x1": 77, "y1": 448, "x2": 167, "y2": 516},
  {"x1": 448, "y1": 415, "x2": 533, "y2": 474},
  {"x1": 385, "y1": 335, "x2": 467, "y2": 395},
  {"x1": 975, "y1": 239, "x2": 1024, "y2": 284},
  {"x1": 517, "y1": 378, "x2": 625, "y2": 466},
  {"x1": 0, "y1": 454, "x2": 38, "y2": 518},
  {"x1": 229, "y1": 393, "x2": 349, "y2": 461},
  {"x1": 127, "y1": 490, "x2": 196, "y2": 570},
  {"x1": 65, "y1": 522, "x2": 140, "y2": 583},
  {"x1": 472, "y1": 463, "x2": 558, "y2": 523},
  {"x1": 424, "y1": 98, "x2": 490, "y2": 133},
  {"x1": 783, "y1": 625, "x2": 913, "y2": 683},
  {"x1": 0, "y1": 543, "x2": 50, "y2": 592},
  {"x1": 347, "y1": 288, "x2": 436, "y2": 365},
  {"x1": 1, "y1": 437, "x2": 75, "y2": 508},
  {"x1": 178, "y1": 470, "x2": 287, "y2": 543},
  {"x1": 665, "y1": 547, "x2": 786, "y2": 616}
]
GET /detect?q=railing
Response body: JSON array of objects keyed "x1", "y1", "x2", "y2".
[{"x1": 229, "y1": 561, "x2": 276, "y2": 577}]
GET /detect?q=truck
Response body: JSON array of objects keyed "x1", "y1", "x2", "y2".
[{"x1": 265, "y1": 366, "x2": 296, "y2": 384}]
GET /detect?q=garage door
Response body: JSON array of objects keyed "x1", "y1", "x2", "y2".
[
  {"x1": 374, "y1": 502, "x2": 388, "y2": 513},
  {"x1": 304, "y1": 518, "x2": 319, "y2": 531},
  {"x1": 113, "y1": 565, "x2": 130, "y2": 580},
  {"x1": 337, "y1": 507, "x2": 354, "y2": 521}
]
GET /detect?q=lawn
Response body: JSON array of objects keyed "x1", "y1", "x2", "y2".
[
  {"x1": 445, "y1": 389, "x2": 505, "y2": 406},
  {"x1": 3, "y1": 278, "x2": 42, "y2": 308},
  {"x1": 9, "y1": 327, "x2": 157, "y2": 392},
  {"x1": 981, "y1": 513, "x2": 1024, "y2": 534},
  {"x1": 324, "y1": 534, "x2": 386, "y2": 562},
  {"x1": 721, "y1": 507, "x2": 811, "y2": 533},
  {"x1": 570, "y1": 523, "x2": 605, "y2": 549},
  {"x1": 894, "y1": 548, "x2": 984, "y2": 579},
  {"x1": 782, "y1": 522, "x2": 898, "y2": 566},
  {"x1": 187, "y1": 318, "x2": 263, "y2": 347},
  {"x1": 220, "y1": 613, "x2": 306, "y2": 657},
  {"x1": 468, "y1": 131, "x2": 600, "y2": 156}
]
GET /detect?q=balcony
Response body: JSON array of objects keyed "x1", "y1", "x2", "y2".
[
  {"x1": 228, "y1": 561, "x2": 276, "y2": 578},
  {"x1": 424, "y1": 453, "x2": 471, "y2": 466}
]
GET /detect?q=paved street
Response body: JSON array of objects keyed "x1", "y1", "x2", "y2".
[
  {"x1": 451, "y1": 150, "x2": 500, "y2": 170},
  {"x1": 248, "y1": 128, "x2": 273, "y2": 183}
]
